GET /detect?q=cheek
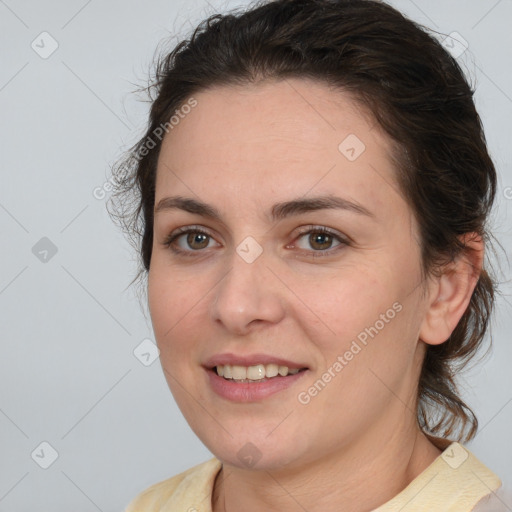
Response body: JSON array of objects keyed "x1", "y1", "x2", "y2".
[
  {"x1": 147, "y1": 267, "x2": 208, "y2": 407},
  {"x1": 147, "y1": 264, "x2": 196, "y2": 352},
  {"x1": 293, "y1": 260, "x2": 421, "y2": 389},
  {"x1": 291, "y1": 265, "x2": 394, "y2": 347}
]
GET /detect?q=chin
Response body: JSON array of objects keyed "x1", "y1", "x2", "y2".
[{"x1": 193, "y1": 425, "x2": 310, "y2": 471}]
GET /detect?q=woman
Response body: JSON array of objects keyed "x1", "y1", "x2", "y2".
[{"x1": 110, "y1": 0, "x2": 504, "y2": 510}]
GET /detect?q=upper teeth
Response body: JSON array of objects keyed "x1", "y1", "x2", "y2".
[{"x1": 216, "y1": 364, "x2": 300, "y2": 380}]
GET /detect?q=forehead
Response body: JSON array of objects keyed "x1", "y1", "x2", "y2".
[{"x1": 155, "y1": 78, "x2": 403, "y2": 216}]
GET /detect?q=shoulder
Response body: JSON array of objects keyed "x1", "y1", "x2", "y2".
[
  {"x1": 375, "y1": 441, "x2": 502, "y2": 512},
  {"x1": 424, "y1": 441, "x2": 502, "y2": 511},
  {"x1": 124, "y1": 457, "x2": 222, "y2": 512}
]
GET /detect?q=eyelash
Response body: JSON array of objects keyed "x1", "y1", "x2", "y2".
[{"x1": 162, "y1": 225, "x2": 349, "y2": 259}]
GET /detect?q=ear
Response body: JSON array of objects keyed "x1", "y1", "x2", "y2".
[{"x1": 419, "y1": 234, "x2": 484, "y2": 346}]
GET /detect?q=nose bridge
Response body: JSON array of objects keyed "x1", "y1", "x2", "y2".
[{"x1": 211, "y1": 240, "x2": 285, "y2": 333}]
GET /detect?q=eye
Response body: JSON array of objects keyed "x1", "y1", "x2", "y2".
[
  {"x1": 162, "y1": 226, "x2": 218, "y2": 255},
  {"x1": 290, "y1": 226, "x2": 348, "y2": 257},
  {"x1": 161, "y1": 225, "x2": 349, "y2": 258}
]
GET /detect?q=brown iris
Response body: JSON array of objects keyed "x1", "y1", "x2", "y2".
[
  {"x1": 187, "y1": 232, "x2": 209, "y2": 250},
  {"x1": 309, "y1": 232, "x2": 333, "y2": 250}
]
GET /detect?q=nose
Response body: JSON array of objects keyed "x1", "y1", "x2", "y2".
[{"x1": 210, "y1": 246, "x2": 286, "y2": 336}]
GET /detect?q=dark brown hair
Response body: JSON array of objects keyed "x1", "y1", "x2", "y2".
[{"x1": 109, "y1": 0, "x2": 497, "y2": 443}]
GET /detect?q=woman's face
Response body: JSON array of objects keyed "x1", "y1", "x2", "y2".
[{"x1": 148, "y1": 78, "x2": 431, "y2": 470}]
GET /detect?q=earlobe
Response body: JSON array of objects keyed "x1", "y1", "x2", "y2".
[{"x1": 419, "y1": 234, "x2": 484, "y2": 346}]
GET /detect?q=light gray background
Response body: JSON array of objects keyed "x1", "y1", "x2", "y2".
[{"x1": 1, "y1": 0, "x2": 511, "y2": 510}]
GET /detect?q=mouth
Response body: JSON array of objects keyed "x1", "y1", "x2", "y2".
[
  {"x1": 204, "y1": 355, "x2": 309, "y2": 402},
  {"x1": 212, "y1": 363, "x2": 308, "y2": 383}
]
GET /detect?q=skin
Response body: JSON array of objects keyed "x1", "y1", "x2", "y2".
[{"x1": 147, "y1": 78, "x2": 483, "y2": 512}]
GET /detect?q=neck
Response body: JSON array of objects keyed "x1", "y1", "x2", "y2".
[{"x1": 212, "y1": 426, "x2": 442, "y2": 512}]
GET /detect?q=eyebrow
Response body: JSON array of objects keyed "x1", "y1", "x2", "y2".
[{"x1": 154, "y1": 195, "x2": 375, "y2": 222}]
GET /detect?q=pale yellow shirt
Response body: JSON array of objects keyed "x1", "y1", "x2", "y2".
[{"x1": 125, "y1": 442, "x2": 502, "y2": 511}]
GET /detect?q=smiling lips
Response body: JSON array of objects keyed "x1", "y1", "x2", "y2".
[
  {"x1": 207, "y1": 365, "x2": 308, "y2": 402},
  {"x1": 206, "y1": 353, "x2": 307, "y2": 381},
  {"x1": 216, "y1": 363, "x2": 302, "y2": 382}
]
